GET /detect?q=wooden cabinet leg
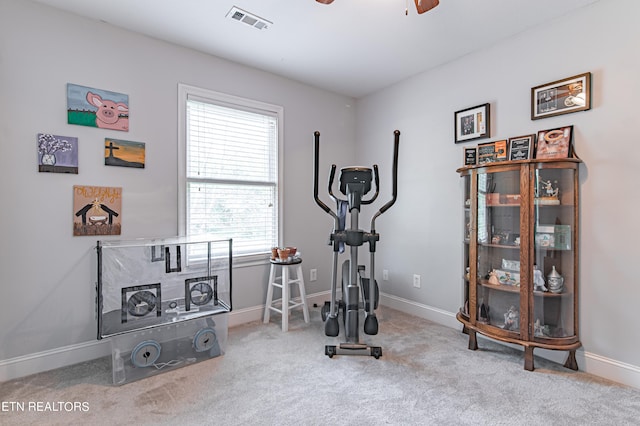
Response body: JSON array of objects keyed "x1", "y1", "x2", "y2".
[
  {"x1": 524, "y1": 346, "x2": 534, "y2": 371},
  {"x1": 468, "y1": 329, "x2": 478, "y2": 351},
  {"x1": 564, "y1": 350, "x2": 579, "y2": 371}
]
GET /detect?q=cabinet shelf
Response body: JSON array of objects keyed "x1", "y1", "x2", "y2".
[
  {"x1": 478, "y1": 243, "x2": 520, "y2": 250},
  {"x1": 479, "y1": 280, "x2": 571, "y2": 297},
  {"x1": 533, "y1": 247, "x2": 571, "y2": 252},
  {"x1": 459, "y1": 159, "x2": 581, "y2": 372},
  {"x1": 479, "y1": 281, "x2": 519, "y2": 293},
  {"x1": 534, "y1": 203, "x2": 575, "y2": 207}
]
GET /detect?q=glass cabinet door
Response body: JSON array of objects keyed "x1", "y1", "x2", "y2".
[
  {"x1": 476, "y1": 168, "x2": 522, "y2": 335},
  {"x1": 532, "y1": 166, "x2": 577, "y2": 339},
  {"x1": 462, "y1": 174, "x2": 471, "y2": 320}
]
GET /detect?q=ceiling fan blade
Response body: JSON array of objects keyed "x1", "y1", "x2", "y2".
[
  {"x1": 415, "y1": 0, "x2": 439, "y2": 14},
  {"x1": 316, "y1": 0, "x2": 335, "y2": 4}
]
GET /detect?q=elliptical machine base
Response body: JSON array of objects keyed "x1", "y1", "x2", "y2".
[{"x1": 320, "y1": 260, "x2": 382, "y2": 358}]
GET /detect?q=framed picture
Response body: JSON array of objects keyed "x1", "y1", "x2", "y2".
[
  {"x1": 531, "y1": 72, "x2": 591, "y2": 120},
  {"x1": 536, "y1": 126, "x2": 573, "y2": 159},
  {"x1": 67, "y1": 83, "x2": 129, "y2": 131},
  {"x1": 477, "y1": 140, "x2": 507, "y2": 164},
  {"x1": 493, "y1": 140, "x2": 507, "y2": 161},
  {"x1": 464, "y1": 147, "x2": 477, "y2": 166},
  {"x1": 455, "y1": 103, "x2": 490, "y2": 143},
  {"x1": 554, "y1": 225, "x2": 572, "y2": 250},
  {"x1": 73, "y1": 185, "x2": 122, "y2": 236},
  {"x1": 508, "y1": 134, "x2": 535, "y2": 161},
  {"x1": 37, "y1": 133, "x2": 79, "y2": 174},
  {"x1": 477, "y1": 142, "x2": 494, "y2": 164},
  {"x1": 105, "y1": 138, "x2": 145, "y2": 168}
]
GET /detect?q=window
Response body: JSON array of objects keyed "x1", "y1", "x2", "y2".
[{"x1": 178, "y1": 84, "x2": 282, "y2": 261}]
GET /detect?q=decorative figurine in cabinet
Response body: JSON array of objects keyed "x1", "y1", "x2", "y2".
[{"x1": 457, "y1": 159, "x2": 581, "y2": 371}]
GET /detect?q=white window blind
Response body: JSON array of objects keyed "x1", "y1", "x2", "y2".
[{"x1": 183, "y1": 92, "x2": 280, "y2": 257}]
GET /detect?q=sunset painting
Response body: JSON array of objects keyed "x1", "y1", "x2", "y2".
[{"x1": 104, "y1": 138, "x2": 145, "y2": 168}]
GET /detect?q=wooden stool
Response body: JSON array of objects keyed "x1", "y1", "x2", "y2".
[{"x1": 263, "y1": 257, "x2": 309, "y2": 331}]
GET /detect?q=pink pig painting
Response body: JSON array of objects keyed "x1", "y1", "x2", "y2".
[{"x1": 86, "y1": 91, "x2": 129, "y2": 131}]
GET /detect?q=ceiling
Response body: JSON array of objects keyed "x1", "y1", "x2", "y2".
[{"x1": 32, "y1": 0, "x2": 601, "y2": 98}]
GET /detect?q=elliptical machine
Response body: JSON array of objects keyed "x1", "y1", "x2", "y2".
[{"x1": 313, "y1": 130, "x2": 400, "y2": 358}]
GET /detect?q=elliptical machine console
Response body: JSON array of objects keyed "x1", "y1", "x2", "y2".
[{"x1": 313, "y1": 130, "x2": 400, "y2": 358}]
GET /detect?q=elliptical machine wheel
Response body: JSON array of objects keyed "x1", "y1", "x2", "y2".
[{"x1": 325, "y1": 345, "x2": 337, "y2": 358}]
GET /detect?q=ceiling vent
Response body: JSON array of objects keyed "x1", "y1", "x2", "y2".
[{"x1": 226, "y1": 6, "x2": 272, "y2": 30}]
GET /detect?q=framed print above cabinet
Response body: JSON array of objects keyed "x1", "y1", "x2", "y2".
[
  {"x1": 508, "y1": 134, "x2": 535, "y2": 161},
  {"x1": 535, "y1": 126, "x2": 573, "y2": 159},
  {"x1": 477, "y1": 140, "x2": 507, "y2": 164},
  {"x1": 455, "y1": 103, "x2": 490, "y2": 143},
  {"x1": 464, "y1": 147, "x2": 477, "y2": 166},
  {"x1": 531, "y1": 72, "x2": 591, "y2": 120}
]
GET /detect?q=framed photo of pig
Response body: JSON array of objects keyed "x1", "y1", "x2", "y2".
[{"x1": 67, "y1": 83, "x2": 129, "y2": 131}]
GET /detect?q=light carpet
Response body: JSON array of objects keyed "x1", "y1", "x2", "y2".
[{"x1": 1, "y1": 306, "x2": 638, "y2": 425}]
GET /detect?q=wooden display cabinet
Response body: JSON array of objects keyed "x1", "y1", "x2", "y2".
[{"x1": 457, "y1": 159, "x2": 581, "y2": 371}]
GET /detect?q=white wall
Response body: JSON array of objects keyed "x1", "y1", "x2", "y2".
[
  {"x1": 2, "y1": 0, "x2": 639, "y2": 389},
  {"x1": 0, "y1": 0, "x2": 355, "y2": 370},
  {"x1": 356, "y1": 0, "x2": 640, "y2": 384}
]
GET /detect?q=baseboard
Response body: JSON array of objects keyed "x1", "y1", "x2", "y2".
[
  {"x1": 0, "y1": 339, "x2": 112, "y2": 383},
  {"x1": 379, "y1": 293, "x2": 461, "y2": 329},
  {"x1": 379, "y1": 292, "x2": 640, "y2": 390},
  {"x1": 227, "y1": 290, "x2": 330, "y2": 327},
  {"x1": 0, "y1": 290, "x2": 332, "y2": 383},
  {"x1": 2, "y1": 290, "x2": 638, "y2": 390}
]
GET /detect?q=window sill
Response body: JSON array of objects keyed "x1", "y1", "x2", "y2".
[{"x1": 232, "y1": 253, "x2": 272, "y2": 268}]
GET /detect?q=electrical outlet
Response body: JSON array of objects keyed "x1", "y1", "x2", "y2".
[
  {"x1": 310, "y1": 269, "x2": 317, "y2": 282},
  {"x1": 413, "y1": 274, "x2": 421, "y2": 288},
  {"x1": 383, "y1": 269, "x2": 389, "y2": 281}
]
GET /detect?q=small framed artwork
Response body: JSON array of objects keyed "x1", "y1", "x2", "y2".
[
  {"x1": 477, "y1": 141, "x2": 496, "y2": 164},
  {"x1": 455, "y1": 103, "x2": 490, "y2": 143},
  {"x1": 464, "y1": 147, "x2": 477, "y2": 166},
  {"x1": 67, "y1": 83, "x2": 129, "y2": 131},
  {"x1": 105, "y1": 138, "x2": 145, "y2": 168},
  {"x1": 73, "y1": 185, "x2": 122, "y2": 236},
  {"x1": 535, "y1": 126, "x2": 573, "y2": 159},
  {"x1": 37, "y1": 133, "x2": 78, "y2": 174},
  {"x1": 531, "y1": 72, "x2": 591, "y2": 120},
  {"x1": 508, "y1": 134, "x2": 535, "y2": 161},
  {"x1": 493, "y1": 140, "x2": 507, "y2": 162},
  {"x1": 554, "y1": 225, "x2": 572, "y2": 250}
]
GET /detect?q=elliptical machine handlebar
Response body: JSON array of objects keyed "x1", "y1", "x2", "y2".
[
  {"x1": 326, "y1": 161, "x2": 379, "y2": 207},
  {"x1": 328, "y1": 164, "x2": 337, "y2": 203},
  {"x1": 314, "y1": 131, "x2": 392, "y2": 212},
  {"x1": 313, "y1": 131, "x2": 339, "y2": 221},
  {"x1": 371, "y1": 130, "x2": 400, "y2": 231},
  {"x1": 361, "y1": 164, "x2": 379, "y2": 205}
]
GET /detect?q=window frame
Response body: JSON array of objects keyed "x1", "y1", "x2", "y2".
[{"x1": 177, "y1": 83, "x2": 283, "y2": 265}]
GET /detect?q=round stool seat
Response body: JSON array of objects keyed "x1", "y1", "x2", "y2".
[{"x1": 270, "y1": 257, "x2": 302, "y2": 265}]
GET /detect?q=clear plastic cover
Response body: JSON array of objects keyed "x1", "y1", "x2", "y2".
[{"x1": 97, "y1": 236, "x2": 232, "y2": 338}]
